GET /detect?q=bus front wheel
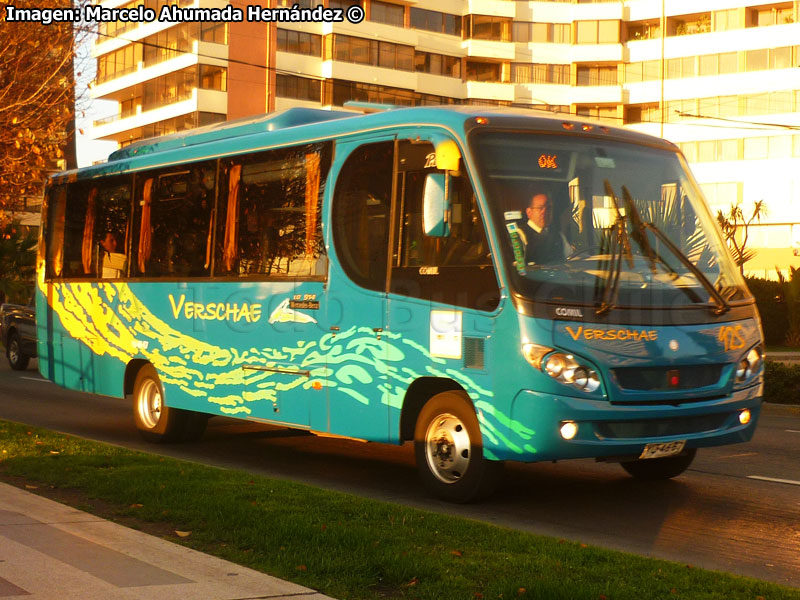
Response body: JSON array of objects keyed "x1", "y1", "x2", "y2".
[
  {"x1": 620, "y1": 448, "x2": 697, "y2": 480},
  {"x1": 414, "y1": 392, "x2": 503, "y2": 503},
  {"x1": 133, "y1": 365, "x2": 187, "y2": 443}
]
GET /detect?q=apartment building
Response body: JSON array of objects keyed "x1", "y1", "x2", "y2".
[{"x1": 89, "y1": 0, "x2": 800, "y2": 277}]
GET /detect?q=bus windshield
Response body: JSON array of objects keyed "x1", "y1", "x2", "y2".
[{"x1": 471, "y1": 131, "x2": 749, "y2": 313}]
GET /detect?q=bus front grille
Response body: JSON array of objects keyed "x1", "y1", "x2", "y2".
[
  {"x1": 594, "y1": 413, "x2": 730, "y2": 439},
  {"x1": 612, "y1": 365, "x2": 724, "y2": 391}
]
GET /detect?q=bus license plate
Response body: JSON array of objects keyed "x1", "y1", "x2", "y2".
[{"x1": 639, "y1": 440, "x2": 686, "y2": 460}]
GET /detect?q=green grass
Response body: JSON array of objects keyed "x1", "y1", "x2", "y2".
[{"x1": 0, "y1": 420, "x2": 797, "y2": 600}]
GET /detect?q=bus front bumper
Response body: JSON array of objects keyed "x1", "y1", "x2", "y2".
[{"x1": 485, "y1": 386, "x2": 762, "y2": 463}]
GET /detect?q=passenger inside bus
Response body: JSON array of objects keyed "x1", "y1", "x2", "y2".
[{"x1": 100, "y1": 231, "x2": 126, "y2": 278}]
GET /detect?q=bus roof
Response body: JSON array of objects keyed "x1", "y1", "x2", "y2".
[{"x1": 55, "y1": 105, "x2": 676, "y2": 183}]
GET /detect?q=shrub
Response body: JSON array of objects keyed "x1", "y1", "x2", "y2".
[
  {"x1": 764, "y1": 360, "x2": 800, "y2": 405},
  {"x1": 745, "y1": 277, "x2": 788, "y2": 347}
]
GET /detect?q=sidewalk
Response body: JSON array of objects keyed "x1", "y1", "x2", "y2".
[{"x1": 0, "y1": 482, "x2": 334, "y2": 600}]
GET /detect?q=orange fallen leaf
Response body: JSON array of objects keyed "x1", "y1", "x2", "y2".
[
  {"x1": 130, "y1": 503, "x2": 143, "y2": 509},
  {"x1": 451, "y1": 550, "x2": 463, "y2": 557},
  {"x1": 175, "y1": 531, "x2": 192, "y2": 538},
  {"x1": 296, "y1": 565, "x2": 307, "y2": 571}
]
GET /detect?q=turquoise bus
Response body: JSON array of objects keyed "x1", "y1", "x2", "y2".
[{"x1": 37, "y1": 106, "x2": 763, "y2": 502}]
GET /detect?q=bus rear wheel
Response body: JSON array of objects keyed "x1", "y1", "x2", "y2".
[
  {"x1": 620, "y1": 448, "x2": 697, "y2": 480},
  {"x1": 414, "y1": 391, "x2": 503, "y2": 503},
  {"x1": 133, "y1": 365, "x2": 187, "y2": 443}
]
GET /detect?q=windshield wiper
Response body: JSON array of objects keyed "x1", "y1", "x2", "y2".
[
  {"x1": 595, "y1": 181, "x2": 633, "y2": 316},
  {"x1": 620, "y1": 186, "x2": 730, "y2": 316}
]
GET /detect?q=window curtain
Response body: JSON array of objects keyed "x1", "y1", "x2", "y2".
[
  {"x1": 304, "y1": 153, "x2": 321, "y2": 256},
  {"x1": 81, "y1": 188, "x2": 98, "y2": 274},
  {"x1": 138, "y1": 178, "x2": 154, "y2": 273},
  {"x1": 222, "y1": 164, "x2": 242, "y2": 272}
]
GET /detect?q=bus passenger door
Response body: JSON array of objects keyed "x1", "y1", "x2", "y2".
[
  {"x1": 386, "y1": 139, "x2": 501, "y2": 442},
  {"x1": 323, "y1": 137, "x2": 396, "y2": 440}
]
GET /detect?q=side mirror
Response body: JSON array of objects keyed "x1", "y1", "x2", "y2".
[{"x1": 422, "y1": 173, "x2": 450, "y2": 237}]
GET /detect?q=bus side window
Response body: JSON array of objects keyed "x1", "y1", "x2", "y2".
[
  {"x1": 214, "y1": 142, "x2": 332, "y2": 278},
  {"x1": 331, "y1": 141, "x2": 394, "y2": 292},
  {"x1": 133, "y1": 161, "x2": 215, "y2": 277}
]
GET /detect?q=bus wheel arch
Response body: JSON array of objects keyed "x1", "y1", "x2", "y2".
[
  {"x1": 400, "y1": 377, "x2": 463, "y2": 442},
  {"x1": 412, "y1": 388, "x2": 503, "y2": 503}
]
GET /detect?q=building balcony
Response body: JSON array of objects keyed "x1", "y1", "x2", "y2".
[
  {"x1": 464, "y1": 39, "x2": 515, "y2": 60},
  {"x1": 466, "y1": 0, "x2": 515, "y2": 19},
  {"x1": 465, "y1": 80, "x2": 514, "y2": 102},
  {"x1": 570, "y1": 84, "x2": 624, "y2": 105}
]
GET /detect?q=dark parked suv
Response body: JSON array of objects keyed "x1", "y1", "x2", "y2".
[{"x1": 0, "y1": 297, "x2": 37, "y2": 370}]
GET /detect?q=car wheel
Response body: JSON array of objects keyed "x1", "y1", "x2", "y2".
[{"x1": 7, "y1": 332, "x2": 30, "y2": 371}]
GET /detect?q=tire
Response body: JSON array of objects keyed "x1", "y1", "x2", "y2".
[
  {"x1": 414, "y1": 391, "x2": 503, "y2": 503},
  {"x1": 132, "y1": 365, "x2": 188, "y2": 443},
  {"x1": 7, "y1": 332, "x2": 30, "y2": 371},
  {"x1": 620, "y1": 448, "x2": 697, "y2": 480}
]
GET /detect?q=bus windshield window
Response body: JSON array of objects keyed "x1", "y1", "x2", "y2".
[{"x1": 471, "y1": 131, "x2": 748, "y2": 309}]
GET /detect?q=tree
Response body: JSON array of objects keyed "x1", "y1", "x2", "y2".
[
  {"x1": 0, "y1": 0, "x2": 83, "y2": 219},
  {"x1": 0, "y1": 220, "x2": 37, "y2": 304},
  {"x1": 716, "y1": 200, "x2": 766, "y2": 274}
]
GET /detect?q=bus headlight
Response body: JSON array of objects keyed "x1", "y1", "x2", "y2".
[
  {"x1": 735, "y1": 345, "x2": 763, "y2": 384},
  {"x1": 522, "y1": 345, "x2": 602, "y2": 394},
  {"x1": 542, "y1": 352, "x2": 600, "y2": 393}
]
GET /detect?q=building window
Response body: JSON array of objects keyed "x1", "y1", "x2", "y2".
[
  {"x1": 332, "y1": 34, "x2": 413, "y2": 71},
  {"x1": 199, "y1": 65, "x2": 227, "y2": 91},
  {"x1": 465, "y1": 61, "x2": 502, "y2": 82},
  {"x1": 142, "y1": 68, "x2": 196, "y2": 111},
  {"x1": 277, "y1": 29, "x2": 322, "y2": 56},
  {"x1": 415, "y1": 52, "x2": 461, "y2": 78},
  {"x1": 745, "y1": 48, "x2": 768, "y2": 71},
  {"x1": 96, "y1": 44, "x2": 142, "y2": 83},
  {"x1": 276, "y1": 74, "x2": 321, "y2": 102},
  {"x1": 576, "y1": 20, "x2": 619, "y2": 44},
  {"x1": 576, "y1": 65, "x2": 617, "y2": 86},
  {"x1": 329, "y1": 79, "x2": 416, "y2": 106},
  {"x1": 464, "y1": 15, "x2": 512, "y2": 42},
  {"x1": 514, "y1": 22, "x2": 570, "y2": 43},
  {"x1": 409, "y1": 8, "x2": 461, "y2": 36},
  {"x1": 200, "y1": 22, "x2": 227, "y2": 44},
  {"x1": 512, "y1": 63, "x2": 568, "y2": 84},
  {"x1": 748, "y1": 5, "x2": 795, "y2": 27},
  {"x1": 713, "y1": 9, "x2": 738, "y2": 31},
  {"x1": 143, "y1": 24, "x2": 195, "y2": 67},
  {"x1": 370, "y1": 0, "x2": 404, "y2": 27}
]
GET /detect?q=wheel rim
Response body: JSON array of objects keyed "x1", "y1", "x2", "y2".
[
  {"x1": 424, "y1": 412, "x2": 471, "y2": 484},
  {"x1": 8, "y1": 339, "x2": 19, "y2": 365},
  {"x1": 137, "y1": 378, "x2": 162, "y2": 430}
]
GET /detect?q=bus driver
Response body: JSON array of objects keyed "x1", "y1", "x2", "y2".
[{"x1": 516, "y1": 192, "x2": 570, "y2": 265}]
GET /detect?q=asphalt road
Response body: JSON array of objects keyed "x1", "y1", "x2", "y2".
[{"x1": 1, "y1": 359, "x2": 798, "y2": 589}]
